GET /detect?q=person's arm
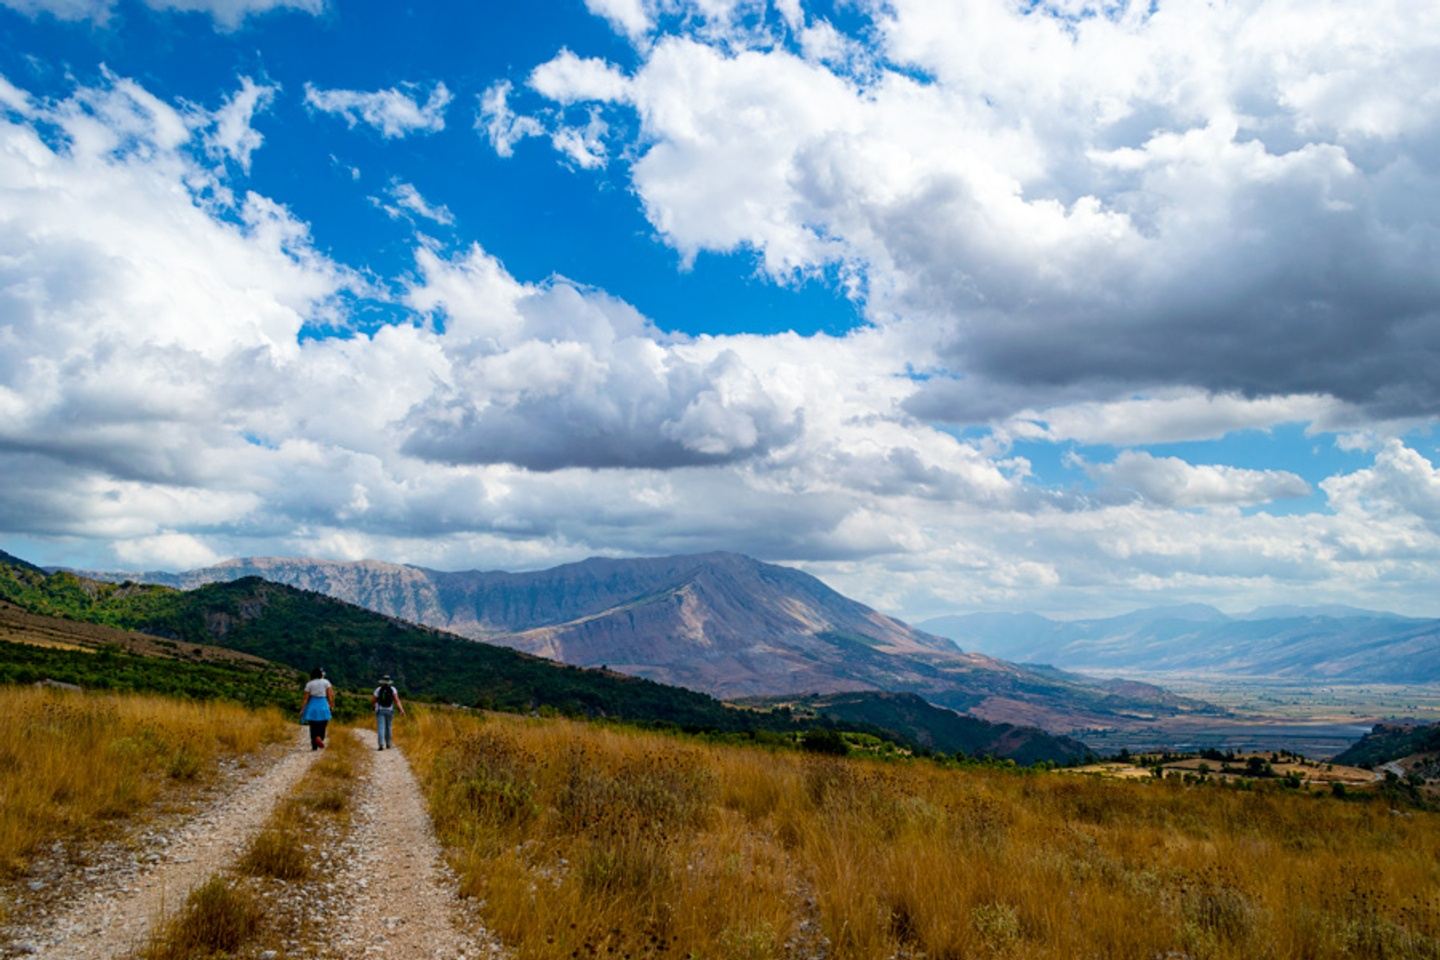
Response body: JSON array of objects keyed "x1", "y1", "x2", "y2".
[
  {"x1": 326, "y1": 683, "x2": 335, "y2": 710},
  {"x1": 371, "y1": 689, "x2": 379, "y2": 709},
  {"x1": 395, "y1": 691, "x2": 405, "y2": 716}
]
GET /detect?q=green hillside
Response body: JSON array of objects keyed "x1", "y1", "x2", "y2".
[{"x1": 1334, "y1": 722, "x2": 1440, "y2": 767}]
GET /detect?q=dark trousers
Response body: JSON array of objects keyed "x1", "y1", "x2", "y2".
[{"x1": 308, "y1": 719, "x2": 328, "y2": 749}]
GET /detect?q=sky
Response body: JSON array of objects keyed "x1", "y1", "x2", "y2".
[{"x1": 1, "y1": 0, "x2": 1439, "y2": 621}]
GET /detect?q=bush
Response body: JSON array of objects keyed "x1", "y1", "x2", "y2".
[{"x1": 800, "y1": 727, "x2": 850, "y2": 756}]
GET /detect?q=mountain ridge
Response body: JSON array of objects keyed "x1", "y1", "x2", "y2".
[
  {"x1": 920, "y1": 606, "x2": 1440, "y2": 682},
  {"x1": 65, "y1": 552, "x2": 1218, "y2": 731},
  {"x1": 0, "y1": 553, "x2": 1091, "y2": 763}
]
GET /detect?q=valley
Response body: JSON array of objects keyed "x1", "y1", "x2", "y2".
[{"x1": 1062, "y1": 677, "x2": 1440, "y2": 758}]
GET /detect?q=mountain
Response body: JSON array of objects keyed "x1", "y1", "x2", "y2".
[
  {"x1": 70, "y1": 552, "x2": 1217, "y2": 730},
  {"x1": 919, "y1": 606, "x2": 1440, "y2": 682},
  {"x1": 0, "y1": 554, "x2": 1091, "y2": 763},
  {"x1": 1333, "y1": 723, "x2": 1440, "y2": 768}
]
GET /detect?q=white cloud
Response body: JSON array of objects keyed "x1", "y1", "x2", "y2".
[
  {"x1": 1323, "y1": 440, "x2": 1440, "y2": 526},
  {"x1": 114, "y1": 532, "x2": 224, "y2": 569},
  {"x1": 375, "y1": 180, "x2": 454, "y2": 226},
  {"x1": 1002, "y1": 391, "x2": 1345, "y2": 446},
  {"x1": 532, "y1": 0, "x2": 1440, "y2": 427},
  {"x1": 583, "y1": 0, "x2": 652, "y2": 41},
  {"x1": 5, "y1": 70, "x2": 1440, "y2": 621},
  {"x1": 1082, "y1": 451, "x2": 1311, "y2": 508},
  {"x1": 530, "y1": 50, "x2": 632, "y2": 104},
  {"x1": 551, "y1": 109, "x2": 610, "y2": 169},
  {"x1": 0, "y1": 0, "x2": 321, "y2": 28},
  {"x1": 206, "y1": 76, "x2": 278, "y2": 171},
  {"x1": 304, "y1": 81, "x2": 451, "y2": 138},
  {"x1": 476, "y1": 81, "x2": 545, "y2": 158}
]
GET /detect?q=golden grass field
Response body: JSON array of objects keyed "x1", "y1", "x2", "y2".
[
  {"x1": 0, "y1": 686, "x2": 288, "y2": 878},
  {"x1": 408, "y1": 710, "x2": 1440, "y2": 960}
]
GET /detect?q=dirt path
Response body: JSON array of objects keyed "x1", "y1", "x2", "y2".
[
  {"x1": 15, "y1": 732, "x2": 318, "y2": 960},
  {"x1": 324, "y1": 729, "x2": 498, "y2": 960}
]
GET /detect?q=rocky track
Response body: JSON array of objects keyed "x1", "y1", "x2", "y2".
[
  {"x1": 3, "y1": 728, "x2": 495, "y2": 960},
  {"x1": 7, "y1": 735, "x2": 317, "y2": 959}
]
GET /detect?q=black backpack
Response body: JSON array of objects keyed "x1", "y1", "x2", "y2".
[{"x1": 377, "y1": 684, "x2": 396, "y2": 708}]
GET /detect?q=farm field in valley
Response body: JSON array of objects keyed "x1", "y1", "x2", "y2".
[{"x1": 1066, "y1": 676, "x2": 1440, "y2": 757}]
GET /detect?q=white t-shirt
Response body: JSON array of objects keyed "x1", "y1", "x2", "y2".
[{"x1": 304, "y1": 678, "x2": 332, "y2": 698}]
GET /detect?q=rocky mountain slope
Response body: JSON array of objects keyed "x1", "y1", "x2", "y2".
[
  {"x1": 74, "y1": 552, "x2": 1216, "y2": 731},
  {"x1": 920, "y1": 605, "x2": 1440, "y2": 683}
]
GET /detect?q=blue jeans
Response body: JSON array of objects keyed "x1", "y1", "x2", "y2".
[{"x1": 375, "y1": 707, "x2": 394, "y2": 748}]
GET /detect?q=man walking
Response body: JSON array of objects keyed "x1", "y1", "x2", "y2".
[{"x1": 372, "y1": 674, "x2": 405, "y2": 750}]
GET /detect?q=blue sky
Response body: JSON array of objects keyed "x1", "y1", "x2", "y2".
[
  {"x1": 1, "y1": 0, "x2": 1439, "y2": 619},
  {"x1": 1, "y1": 1, "x2": 862, "y2": 336}
]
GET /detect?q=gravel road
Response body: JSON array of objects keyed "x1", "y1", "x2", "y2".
[
  {"x1": 12, "y1": 732, "x2": 318, "y2": 960},
  {"x1": 324, "y1": 729, "x2": 499, "y2": 960}
]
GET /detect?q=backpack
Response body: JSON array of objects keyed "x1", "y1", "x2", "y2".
[{"x1": 377, "y1": 684, "x2": 396, "y2": 708}]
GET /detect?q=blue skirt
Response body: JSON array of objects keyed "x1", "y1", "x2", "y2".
[{"x1": 301, "y1": 697, "x2": 332, "y2": 722}]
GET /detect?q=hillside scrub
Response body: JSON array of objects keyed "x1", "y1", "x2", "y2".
[
  {"x1": 408, "y1": 709, "x2": 1440, "y2": 960},
  {"x1": 0, "y1": 686, "x2": 288, "y2": 875}
]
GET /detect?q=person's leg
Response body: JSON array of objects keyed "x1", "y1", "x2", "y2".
[
  {"x1": 314, "y1": 719, "x2": 328, "y2": 747},
  {"x1": 380, "y1": 709, "x2": 394, "y2": 749},
  {"x1": 308, "y1": 720, "x2": 320, "y2": 750},
  {"x1": 375, "y1": 709, "x2": 385, "y2": 749}
]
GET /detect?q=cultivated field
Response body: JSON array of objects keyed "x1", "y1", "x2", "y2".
[{"x1": 409, "y1": 710, "x2": 1440, "y2": 960}]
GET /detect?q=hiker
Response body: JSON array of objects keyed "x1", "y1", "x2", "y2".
[
  {"x1": 372, "y1": 674, "x2": 405, "y2": 750},
  {"x1": 301, "y1": 666, "x2": 334, "y2": 750}
]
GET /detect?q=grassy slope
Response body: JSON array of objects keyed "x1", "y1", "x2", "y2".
[{"x1": 408, "y1": 709, "x2": 1440, "y2": 960}]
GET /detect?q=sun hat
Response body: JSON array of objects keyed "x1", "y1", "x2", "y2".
[{"x1": 380, "y1": 674, "x2": 392, "y2": 683}]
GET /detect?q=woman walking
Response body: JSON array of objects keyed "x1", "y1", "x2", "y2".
[
  {"x1": 301, "y1": 666, "x2": 334, "y2": 750},
  {"x1": 371, "y1": 674, "x2": 405, "y2": 750}
]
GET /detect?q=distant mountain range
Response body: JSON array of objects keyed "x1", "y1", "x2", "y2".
[
  {"x1": 65, "y1": 552, "x2": 1216, "y2": 731},
  {"x1": 919, "y1": 604, "x2": 1440, "y2": 683}
]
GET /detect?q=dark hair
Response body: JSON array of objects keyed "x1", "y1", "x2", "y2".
[{"x1": 309, "y1": 666, "x2": 325, "y2": 680}]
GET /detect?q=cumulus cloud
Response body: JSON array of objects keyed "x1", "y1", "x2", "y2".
[
  {"x1": 1081, "y1": 451, "x2": 1311, "y2": 508},
  {"x1": 523, "y1": 0, "x2": 1440, "y2": 428},
  {"x1": 1323, "y1": 440, "x2": 1440, "y2": 526},
  {"x1": 530, "y1": 50, "x2": 631, "y2": 104},
  {"x1": 0, "y1": 0, "x2": 321, "y2": 28},
  {"x1": 304, "y1": 81, "x2": 451, "y2": 138},
  {"x1": 399, "y1": 245, "x2": 800, "y2": 469},
  {"x1": 6, "y1": 69, "x2": 1440, "y2": 620}
]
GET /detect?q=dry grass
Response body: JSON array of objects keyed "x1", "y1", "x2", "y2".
[
  {"x1": 239, "y1": 725, "x2": 363, "y2": 881},
  {"x1": 0, "y1": 686, "x2": 288, "y2": 875},
  {"x1": 408, "y1": 709, "x2": 1440, "y2": 960},
  {"x1": 137, "y1": 875, "x2": 262, "y2": 960}
]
